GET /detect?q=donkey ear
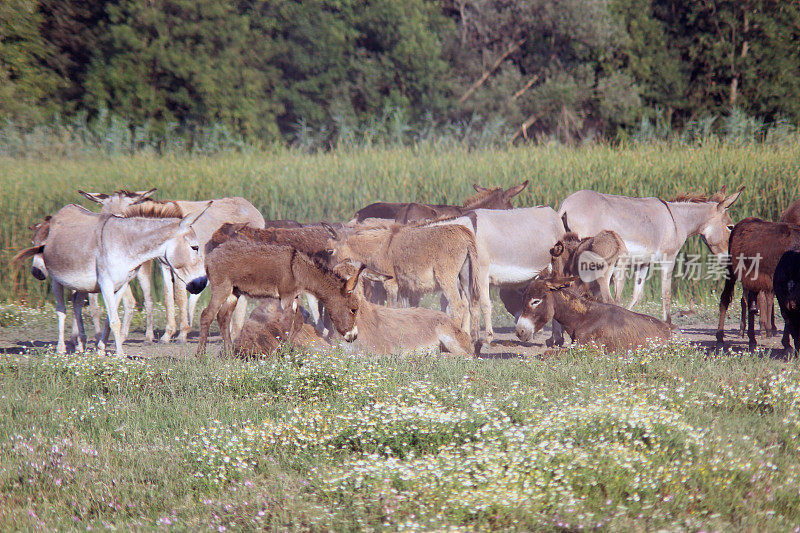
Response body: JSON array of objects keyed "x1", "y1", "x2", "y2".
[
  {"x1": 180, "y1": 201, "x2": 213, "y2": 230},
  {"x1": 506, "y1": 180, "x2": 528, "y2": 197},
  {"x1": 78, "y1": 190, "x2": 108, "y2": 203},
  {"x1": 131, "y1": 188, "x2": 158, "y2": 204},
  {"x1": 473, "y1": 184, "x2": 488, "y2": 192},
  {"x1": 545, "y1": 276, "x2": 579, "y2": 290},
  {"x1": 321, "y1": 221, "x2": 339, "y2": 239},
  {"x1": 550, "y1": 241, "x2": 565, "y2": 258},
  {"x1": 363, "y1": 268, "x2": 392, "y2": 282},
  {"x1": 344, "y1": 264, "x2": 367, "y2": 294},
  {"x1": 718, "y1": 186, "x2": 744, "y2": 211}
]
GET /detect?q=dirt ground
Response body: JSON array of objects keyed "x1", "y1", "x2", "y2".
[{"x1": 0, "y1": 299, "x2": 790, "y2": 360}]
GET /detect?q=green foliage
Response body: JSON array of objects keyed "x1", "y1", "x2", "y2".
[
  {"x1": 0, "y1": 0, "x2": 62, "y2": 125},
  {"x1": 1, "y1": 0, "x2": 799, "y2": 140}
]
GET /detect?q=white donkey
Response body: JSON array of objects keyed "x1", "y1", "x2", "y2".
[
  {"x1": 558, "y1": 186, "x2": 743, "y2": 323},
  {"x1": 43, "y1": 203, "x2": 209, "y2": 357},
  {"x1": 435, "y1": 206, "x2": 566, "y2": 341},
  {"x1": 79, "y1": 189, "x2": 265, "y2": 342}
]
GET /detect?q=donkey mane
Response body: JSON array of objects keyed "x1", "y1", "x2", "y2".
[
  {"x1": 114, "y1": 189, "x2": 146, "y2": 198},
  {"x1": 120, "y1": 202, "x2": 184, "y2": 219},
  {"x1": 670, "y1": 191, "x2": 724, "y2": 203},
  {"x1": 462, "y1": 187, "x2": 502, "y2": 209}
]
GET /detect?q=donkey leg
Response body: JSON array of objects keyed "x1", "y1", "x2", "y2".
[
  {"x1": 99, "y1": 279, "x2": 127, "y2": 358},
  {"x1": 230, "y1": 295, "x2": 248, "y2": 341},
  {"x1": 477, "y1": 271, "x2": 493, "y2": 342},
  {"x1": 181, "y1": 291, "x2": 202, "y2": 343},
  {"x1": 160, "y1": 263, "x2": 176, "y2": 343},
  {"x1": 197, "y1": 281, "x2": 232, "y2": 355},
  {"x1": 739, "y1": 292, "x2": 748, "y2": 337},
  {"x1": 217, "y1": 295, "x2": 238, "y2": 354},
  {"x1": 747, "y1": 295, "x2": 758, "y2": 350},
  {"x1": 87, "y1": 293, "x2": 102, "y2": 342},
  {"x1": 70, "y1": 291, "x2": 87, "y2": 352},
  {"x1": 660, "y1": 263, "x2": 674, "y2": 324},
  {"x1": 120, "y1": 284, "x2": 136, "y2": 341},
  {"x1": 627, "y1": 264, "x2": 649, "y2": 311},
  {"x1": 52, "y1": 280, "x2": 68, "y2": 354},
  {"x1": 137, "y1": 262, "x2": 155, "y2": 342}
]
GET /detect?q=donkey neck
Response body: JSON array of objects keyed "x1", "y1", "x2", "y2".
[
  {"x1": 348, "y1": 230, "x2": 395, "y2": 272},
  {"x1": 290, "y1": 253, "x2": 344, "y2": 303},
  {"x1": 664, "y1": 201, "x2": 716, "y2": 238},
  {"x1": 103, "y1": 216, "x2": 180, "y2": 263},
  {"x1": 551, "y1": 290, "x2": 593, "y2": 334}
]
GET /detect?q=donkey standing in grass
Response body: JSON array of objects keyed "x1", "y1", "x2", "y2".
[
  {"x1": 198, "y1": 236, "x2": 364, "y2": 355},
  {"x1": 41, "y1": 203, "x2": 209, "y2": 357},
  {"x1": 324, "y1": 222, "x2": 483, "y2": 339},
  {"x1": 353, "y1": 181, "x2": 528, "y2": 224},
  {"x1": 549, "y1": 229, "x2": 628, "y2": 304},
  {"x1": 433, "y1": 206, "x2": 566, "y2": 342},
  {"x1": 80, "y1": 189, "x2": 265, "y2": 342},
  {"x1": 558, "y1": 186, "x2": 743, "y2": 324},
  {"x1": 716, "y1": 217, "x2": 800, "y2": 350}
]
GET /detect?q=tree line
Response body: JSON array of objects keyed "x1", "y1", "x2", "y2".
[{"x1": 2, "y1": 0, "x2": 799, "y2": 145}]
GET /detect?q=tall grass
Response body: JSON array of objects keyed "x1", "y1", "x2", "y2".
[{"x1": 2, "y1": 141, "x2": 798, "y2": 305}]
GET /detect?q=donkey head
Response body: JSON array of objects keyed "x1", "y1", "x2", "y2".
[
  {"x1": 165, "y1": 203, "x2": 213, "y2": 294},
  {"x1": 515, "y1": 277, "x2": 578, "y2": 342},
  {"x1": 465, "y1": 180, "x2": 529, "y2": 209},
  {"x1": 79, "y1": 188, "x2": 157, "y2": 214},
  {"x1": 29, "y1": 216, "x2": 51, "y2": 280},
  {"x1": 699, "y1": 185, "x2": 744, "y2": 255},
  {"x1": 322, "y1": 262, "x2": 367, "y2": 342}
]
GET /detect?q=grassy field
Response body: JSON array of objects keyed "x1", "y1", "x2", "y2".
[
  {"x1": 1, "y1": 328, "x2": 799, "y2": 530},
  {"x1": 2, "y1": 141, "x2": 799, "y2": 305},
  {"x1": 2, "y1": 143, "x2": 800, "y2": 530}
]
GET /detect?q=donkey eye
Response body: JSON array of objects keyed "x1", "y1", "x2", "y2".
[
  {"x1": 350, "y1": 308, "x2": 357, "y2": 315},
  {"x1": 528, "y1": 298, "x2": 542, "y2": 308},
  {"x1": 726, "y1": 225, "x2": 734, "y2": 231},
  {"x1": 191, "y1": 245, "x2": 199, "y2": 251}
]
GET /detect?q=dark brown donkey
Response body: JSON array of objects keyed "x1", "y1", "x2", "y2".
[
  {"x1": 736, "y1": 200, "x2": 800, "y2": 339},
  {"x1": 353, "y1": 181, "x2": 528, "y2": 224},
  {"x1": 716, "y1": 217, "x2": 800, "y2": 349},
  {"x1": 197, "y1": 236, "x2": 365, "y2": 354},
  {"x1": 515, "y1": 277, "x2": 671, "y2": 352}
]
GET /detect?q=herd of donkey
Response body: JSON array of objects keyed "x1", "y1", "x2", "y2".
[{"x1": 10, "y1": 181, "x2": 800, "y2": 359}]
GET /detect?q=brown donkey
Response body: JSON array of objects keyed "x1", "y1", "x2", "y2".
[
  {"x1": 353, "y1": 181, "x2": 528, "y2": 224},
  {"x1": 233, "y1": 298, "x2": 327, "y2": 357},
  {"x1": 324, "y1": 222, "x2": 485, "y2": 339},
  {"x1": 717, "y1": 217, "x2": 800, "y2": 349},
  {"x1": 197, "y1": 238, "x2": 364, "y2": 354},
  {"x1": 549, "y1": 230, "x2": 627, "y2": 303},
  {"x1": 333, "y1": 263, "x2": 477, "y2": 356},
  {"x1": 516, "y1": 277, "x2": 671, "y2": 352}
]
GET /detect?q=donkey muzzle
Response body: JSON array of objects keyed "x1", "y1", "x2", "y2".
[
  {"x1": 186, "y1": 276, "x2": 208, "y2": 294},
  {"x1": 31, "y1": 266, "x2": 47, "y2": 281},
  {"x1": 344, "y1": 326, "x2": 358, "y2": 343}
]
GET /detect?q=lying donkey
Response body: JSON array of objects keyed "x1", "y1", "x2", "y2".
[
  {"x1": 198, "y1": 235, "x2": 364, "y2": 355},
  {"x1": 333, "y1": 262, "x2": 478, "y2": 356},
  {"x1": 515, "y1": 277, "x2": 672, "y2": 353},
  {"x1": 41, "y1": 203, "x2": 209, "y2": 357},
  {"x1": 233, "y1": 298, "x2": 326, "y2": 357}
]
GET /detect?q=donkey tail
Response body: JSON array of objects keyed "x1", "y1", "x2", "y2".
[{"x1": 11, "y1": 245, "x2": 44, "y2": 265}]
